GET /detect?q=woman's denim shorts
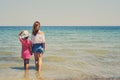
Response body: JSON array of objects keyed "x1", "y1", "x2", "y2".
[{"x1": 32, "y1": 43, "x2": 44, "y2": 53}]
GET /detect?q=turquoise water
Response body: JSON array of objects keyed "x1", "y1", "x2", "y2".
[{"x1": 0, "y1": 26, "x2": 120, "y2": 80}]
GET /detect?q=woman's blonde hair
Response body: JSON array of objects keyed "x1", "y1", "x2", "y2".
[{"x1": 32, "y1": 21, "x2": 40, "y2": 36}]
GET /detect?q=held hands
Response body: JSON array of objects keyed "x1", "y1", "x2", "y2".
[{"x1": 30, "y1": 51, "x2": 33, "y2": 55}]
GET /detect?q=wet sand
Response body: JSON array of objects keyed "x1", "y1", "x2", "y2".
[{"x1": 0, "y1": 54, "x2": 120, "y2": 80}]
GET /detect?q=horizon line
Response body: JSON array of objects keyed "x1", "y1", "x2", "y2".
[{"x1": 0, "y1": 25, "x2": 120, "y2": 27}]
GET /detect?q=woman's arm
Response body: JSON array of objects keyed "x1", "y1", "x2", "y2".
[
  {"x1": 43, "y1": 42, "x2": 46, "y2": 52},
  {"x1": 42, "y1": 32, "x2": 46, "y2": 52}
]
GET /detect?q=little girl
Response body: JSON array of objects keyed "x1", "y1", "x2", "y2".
[{"x1": 18, "y1": 30, "x2": 32, "y2": 70}]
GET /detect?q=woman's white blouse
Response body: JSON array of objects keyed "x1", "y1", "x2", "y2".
[{"x1": 31, "y1": 30, "x2": 45, "y2": 44}]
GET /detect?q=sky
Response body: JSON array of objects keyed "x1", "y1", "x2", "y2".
[{"x1": 0, "y1": 0, "x2": 120, "y2": 26}]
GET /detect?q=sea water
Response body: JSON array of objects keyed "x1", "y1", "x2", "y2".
[{"x1": 0, "y1": 26, "x2": 120, "y2": 80}]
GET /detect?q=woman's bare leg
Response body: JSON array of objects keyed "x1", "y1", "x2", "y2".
[
  {"x1": 38, "y1": 53, "x2": 43, "y2": 71},
  {"x1": 34, "y1": 53, "x2": 43, "y2": 71},
  {"x1": 34, "y1": 53, "x2": 39, "y2": 70}
]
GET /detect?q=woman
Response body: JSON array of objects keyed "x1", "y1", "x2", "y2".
[{"x1": 31, "y1": 21, "x2": 46, "y2": 71}]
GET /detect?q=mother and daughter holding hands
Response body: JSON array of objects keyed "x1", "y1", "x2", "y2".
[{"x1": 18, "y1": 21, "x2": 46, "y2": 71}]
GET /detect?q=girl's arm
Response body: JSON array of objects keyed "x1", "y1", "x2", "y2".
[{"x1": 18, "y1": 30, "x2": 24, "y2": 39}]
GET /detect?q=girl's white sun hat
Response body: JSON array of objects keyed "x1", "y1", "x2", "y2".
[{"x1": 23, "y1": 30, "x2": 29, "y2": 38}]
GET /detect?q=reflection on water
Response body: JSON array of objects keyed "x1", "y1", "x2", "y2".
[
  {"x1": 35, "y1": 71, "x2": 42, "y2": 80},
  {"x1": 23, "y1": 70, "x2": 42, "y2": 80},
  {"x1": 23, "y1": 70, "x2": 29, "y2": 80}
]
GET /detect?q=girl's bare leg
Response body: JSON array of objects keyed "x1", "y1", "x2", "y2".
[
  {"x1": 26, "y1": 63, "x2": 29, "y2": 70},
  {"x1": 24, "y1": 59, "x2": 29, "y2": 70}
]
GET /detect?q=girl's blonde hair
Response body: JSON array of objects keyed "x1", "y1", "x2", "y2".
[{"x1": 32, "y1": 21, "x2": 40, "y2": 36}]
